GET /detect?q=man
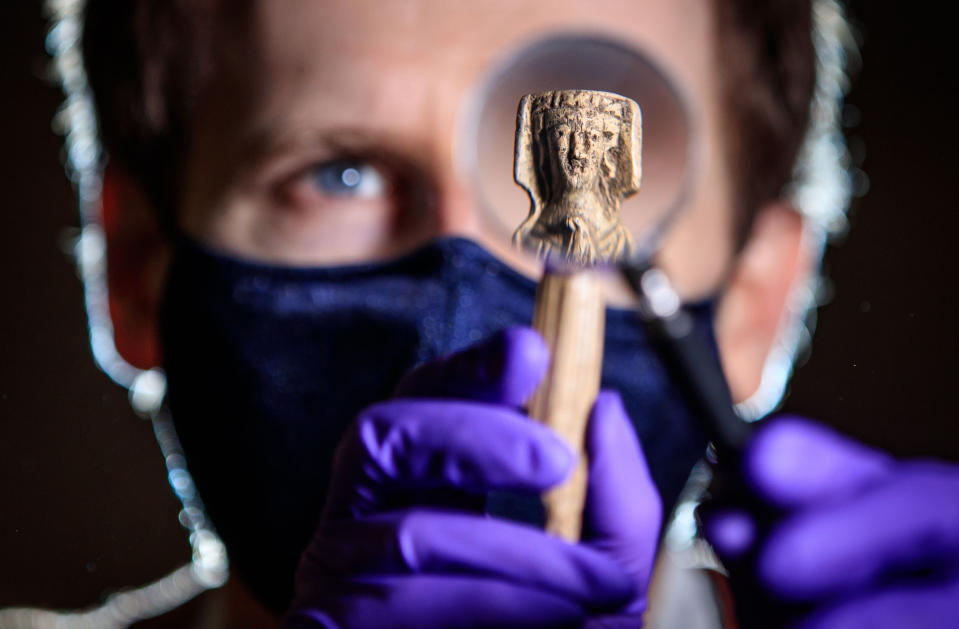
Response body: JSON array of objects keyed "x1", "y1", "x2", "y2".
[{"x1": 44, "y1": 0, "x2": 959, "y2": 626}]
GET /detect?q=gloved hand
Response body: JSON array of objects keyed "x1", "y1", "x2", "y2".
[
  {"x1": 703, "y1": 416, "x2": 959, "y2": 629},
  {"x1": 283, "y1": 327, "x2": 663, "y2": 628}
]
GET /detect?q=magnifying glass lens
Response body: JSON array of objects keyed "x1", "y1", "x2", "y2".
[{"x1": 467, "y1": 36, "x2": 695, "y2": 261}]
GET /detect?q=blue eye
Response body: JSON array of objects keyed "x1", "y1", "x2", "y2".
[{"x1": 311, "y1": 160, "x2": 386, "y2": 198}]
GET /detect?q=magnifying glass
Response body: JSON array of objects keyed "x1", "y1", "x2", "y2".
[
  {"x1": 462, "y1": 36, "x2": 747, "y2": 516},
  {"x1": 463, "y1": 34, "x2": 699, "y2": 268}
]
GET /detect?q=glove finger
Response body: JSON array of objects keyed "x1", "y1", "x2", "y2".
[
  {"x1": 581, "y1": 391, "x2": 662, "y2": 611},
  {"x1": 795, "y1": 571, "x2": 959, "y2": 629},
  {"x1": 744, "y1": 416, "x2": 893, "y2": 508},
  {"x1": 302, "y1": 509, "x2": 633, "y2": 609},
  {"x1": 702, "y1": 507, "x2": 759, "y2": 560},
  {"x1": 291, "y1": 575, "x2": 585, "y2": 629},
  {"x1": 324, "y1": 399, "x2": 573, "y2": 519},
  {"x1": 395, "y1": 326, "x2": 549, "y2": 406},
  {"x1": 759, "y1": 462, "x2": 959, "y2": 601}
]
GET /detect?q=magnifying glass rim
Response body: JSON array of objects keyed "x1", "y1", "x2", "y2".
[{"x1": 459, "y1": 31, "x2": 705, "y2": 267}]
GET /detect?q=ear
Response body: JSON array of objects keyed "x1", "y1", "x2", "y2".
[
  {"x1": 715, "y1": 202, "x2": 811, "y2": 403},
  {"x1": 101, "y1": 163, "x2": 171, "y2": 370}
]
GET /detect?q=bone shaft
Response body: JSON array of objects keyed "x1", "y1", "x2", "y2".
[{"x1": 528, "y1": 268, "x2": 605, "y2": 541}]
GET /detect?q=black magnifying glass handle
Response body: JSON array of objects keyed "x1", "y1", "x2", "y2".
[
  {"x1": 622, "y1": 263, "x2": 751, "y2": 461},
  {"x1": 622, "y1": 264, "x2": 820, "y2": 627}
]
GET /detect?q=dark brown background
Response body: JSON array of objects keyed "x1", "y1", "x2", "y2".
[{"x1": 2, "y1": 0, "x2": 957, "y2": 620}]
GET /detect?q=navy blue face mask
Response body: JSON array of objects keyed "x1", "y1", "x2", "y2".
[{"x1": 160, "y1": 236, "x2": 711, "y2": 611}]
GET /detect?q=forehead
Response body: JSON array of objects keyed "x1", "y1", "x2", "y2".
[
  {"x1": 234, "y1": 0, "x2": 716, "y2": 146},
  {"x1": 251, "y1": 0, "x2": 714, "y2": 66}
]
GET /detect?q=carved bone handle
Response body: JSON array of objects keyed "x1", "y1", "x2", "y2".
[{"x1": 528, "y1": 268, "x2": 605, "y2": 541}]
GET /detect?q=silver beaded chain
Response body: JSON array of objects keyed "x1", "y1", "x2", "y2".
[{"x1": 0, "y1": 2, "x2": 228, "y2": 627}]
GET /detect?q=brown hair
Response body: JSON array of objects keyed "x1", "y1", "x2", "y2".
[
  {"x1": 79, "y1": 0, "x2": 816, "y2": 236},
  {"x1": 80, "y1": 0, "x2": 247, "y2": 217},
  {"x1": 714, "y1": 0, "x2": 816, "y2": 244}
]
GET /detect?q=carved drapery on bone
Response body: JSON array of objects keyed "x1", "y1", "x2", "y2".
[{"x1": 513, "y1": 90, "x2": 642, "y2": 265}]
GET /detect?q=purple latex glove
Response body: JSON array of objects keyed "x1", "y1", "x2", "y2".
[
  {"x1": 283, "y1": 327, "x2": 662, "y2": 628},
  {"x1": 704, "y1": 416, "x2": 959, "y2": 628}
]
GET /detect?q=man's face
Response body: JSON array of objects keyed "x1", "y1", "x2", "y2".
[
  {"x1": 177, "y1": 0, "x2": 736, "y2": 298},
  {"x1": 100, "y1": 2, "x2": 811, "y2": 606}
]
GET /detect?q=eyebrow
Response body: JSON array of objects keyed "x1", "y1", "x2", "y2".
[
  {"x1": 238, "y1": 127, "x2": 383, "y2": 163},
  {"x1": 232, "y1": 125, "x2": 429, "y2": 180}
]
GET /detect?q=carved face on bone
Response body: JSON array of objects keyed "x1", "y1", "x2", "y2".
[{"x1": 543, "y1": 108, "x2": 620, "y2": 193}]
